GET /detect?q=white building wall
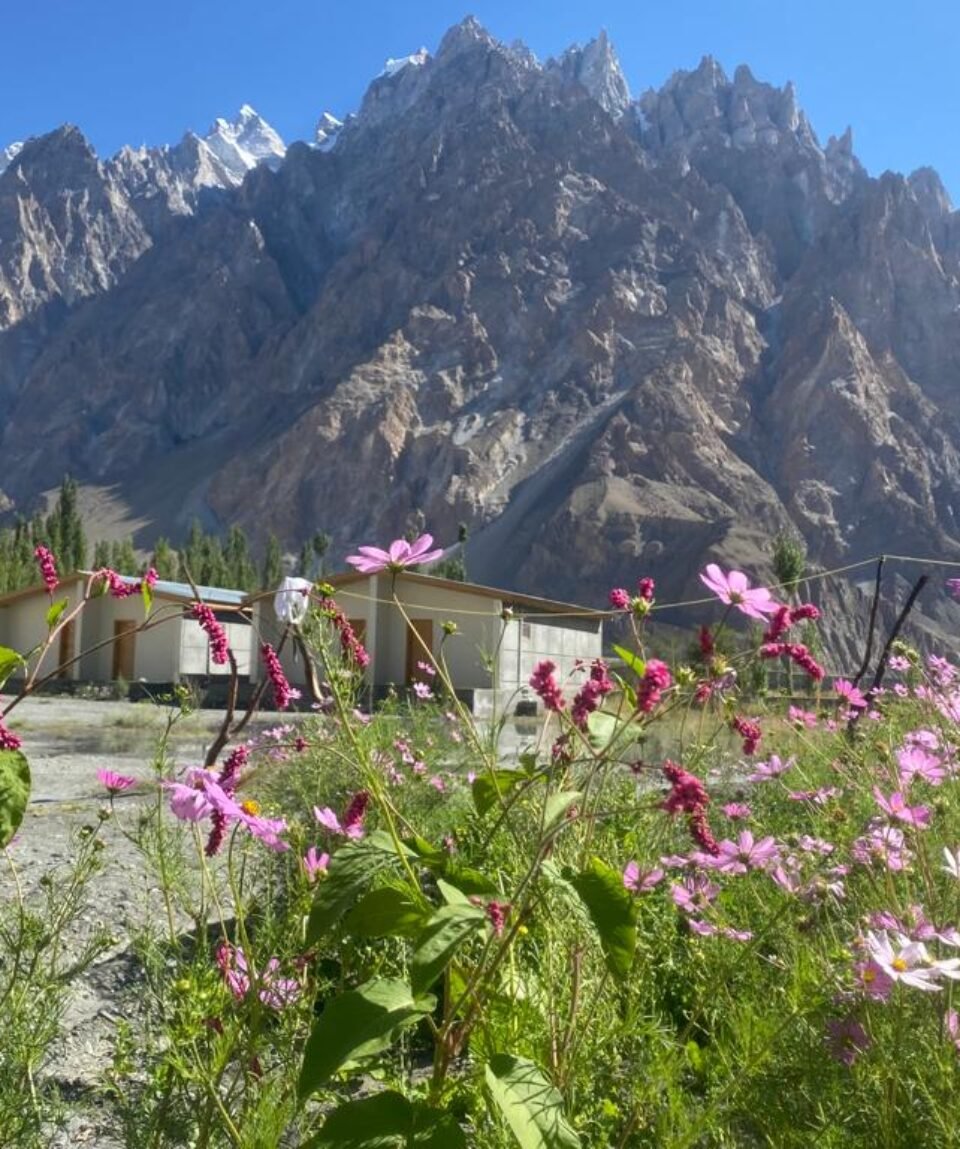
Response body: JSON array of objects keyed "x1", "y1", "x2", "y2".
[
  {"x1": 0, "y1": 582, "x2": 87, "y2": 680},
  {"x1": 369, "y1": 574, "x2": 500, "y2": 690},
  {"x1": 499, "y1": 616, "x2": 603, "y2": 703}
]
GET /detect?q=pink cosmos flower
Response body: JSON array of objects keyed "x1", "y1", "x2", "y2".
[
  {"x1": 833, "y1": 679, "x2": 867, "y2": 709},
  {"x1": 671, "y1": 875, "x2": 719, "y2": 913},
  {"x1": 865, "y1": 930, "x2": 944, "y2": 991},
  {"x1": 623, "y1": 862, "x2": 664, "y2": 894},
  {"x1": 826, "y1": 1018, "x2": 871, "y2": 1066},
  {"x1": 946, "y1": 1010, "x2": 960, "y2": 1056},
  {"x1": 897, "y1": 745, "x2": 946, "y2": 786},
  {"x1": 412, "y1": 681, "x2": 434, "y2": 701},
  {"x1": 721, "y1": 802, "x2": 752, "y2": 820},
  {"x1": 747, "y1": 754, "x2": 795, "y2": 783},
  {"x1": 888, "y1": 654, "x2": 911, "y2": 672},
  {"x1": 216, "y1": 943, "x2": 300, "y2": 1010},
  {"x1": 97, "y1": 769, "x2": 136, "y2": 794},
  {"x1": 787, "y1": 787, "x2": 840, "y2": 805},
  {"x1": 314, "y1": 791, "x2": 369, "y2": 839},
  {"x1": 702, "y1": 831, "x2": 780, "y2": 875},
  {"x1": 303, "y1": 847, "x2": 329, "y2": 881},
  {"x1": 873, "y1": 787, "x2": 931, "y2": 828},
  {"x1": 851, "y1": 825, "x2": 912, "y2": 872},
  {"x1": 699, "y1": 564, "x2": 780, "y2": 620},
  {"x1": 346, "y1": 534, "x2": 444, "y2": 574}
]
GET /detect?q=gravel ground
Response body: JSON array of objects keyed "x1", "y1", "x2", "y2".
[{"x1": 1, "y1": 696, "x2": 291, "y2": 1148}]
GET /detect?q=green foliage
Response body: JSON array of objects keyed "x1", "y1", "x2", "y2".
[
  {"x1": 298, "y1": 979, "x2": 436, "y2": 1098},
  {"x1": 0, "y1": 749, "x2": 29, "y2": 848},
  {"x1": 568, "y1": 858, "x2": 637, "y2": 982},
  {"x1": 772, "y1": 529, "x2": 807, "y2": 596},
  {"x1": 409, "y1": 903, "x2": 486, "y2": 994},
  {"x1": 485, "y1": 1054, "x2": 580, "y2": 1149},
  {"x1": 306, "y1": 1091, "x2": 467, "y2": 1148}
]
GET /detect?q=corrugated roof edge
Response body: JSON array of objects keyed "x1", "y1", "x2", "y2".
[
  {"x1": 241, "y1": 570, "x2": 606, "y2": 620},
  {"x1": 0, "y1": 573, "x2": 248, "y2": 609}
]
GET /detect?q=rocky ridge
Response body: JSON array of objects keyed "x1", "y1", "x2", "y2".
[{"x1": 1, "y1": 18, "x2": 960, "y2": 656}]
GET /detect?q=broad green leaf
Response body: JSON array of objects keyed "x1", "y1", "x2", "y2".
[
  {"x1": 0, "y1": 749, "x2": 30, "y2": 849},
  {"x1": 46, "y1": 599, "x2": 68, "y2": 629},
  {"x1": 411, "y1": 903, "x2": 486, "y2": 995},
  {"x1": 472, "y1": 770, "x2": 522, "y2": 817},
  {"x1": 298, "y1": 979, "x2": 435, "y2": 1099},
  {"x1": 437, "y1": 861, "x2": 497, "y2": 896},
  {"x1": 0, "y1": 647, "x2": 25, "y2": 691},
  {"x1": 569, "y1": 858, "x2": 637, "y2": 982},
  {"x1": 612, "y1": 644, "x2": 645, "y2": 677},
  {"x1": 485, "y1": 1054, "x2": 580, "y2": 1149},
  {"x1": 436, "y1": 878, "x2": 470, "y2": 905},
  {"x1": 305, "y1": 1091, "x2": 467, "y2": 1149},
  {"x1": 585, "y1": 711, "x2": 618, "y2": 750},
  {"x1": 542, "y1": 791, "x2": 581, "y2": 835},
  {"x1": 141, "y1": 580, "x2": 153, "y2": 614},
  {"x1": 344, "y1": 885, "x2": 428, "y2": 939},
  {"x1": 306, "y1": 836, "x2": 401, "y2": 944}
]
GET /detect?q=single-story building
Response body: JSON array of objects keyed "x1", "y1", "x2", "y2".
[
  {"x1": 248, "y1": 571, "x2": 605, "y2": 716},
  {"x1": 0, "y1": 574, "x2": 252, "y2": 686}
]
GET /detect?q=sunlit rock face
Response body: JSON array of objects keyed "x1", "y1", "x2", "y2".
[{"x1": 2, "y1": 18, "x2": 960, "y2": 656}]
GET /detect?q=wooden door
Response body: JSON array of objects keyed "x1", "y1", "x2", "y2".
[
  {"x1": 112, "y1": 620, "x2": 136, "y2": 681},
  {"x1": 57, "y1": 620, "x2": 75, "y2": 679},
  {"x1": 405, "y1": 618, "x2": 433, "y2": 684}
]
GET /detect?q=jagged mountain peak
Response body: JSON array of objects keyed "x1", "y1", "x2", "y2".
[
  {"x1": 556, "y1": 29, "x2": 631, "y2": 118},
  {"x1": 202, "y1": 105, "x2": 286, "y2": 184},
  {"x1": 0, "y1": 141, "x2": 23, "y2": 175},
  {"x1": 314, "y1": 111, "x2": 343, "y2": 151}
]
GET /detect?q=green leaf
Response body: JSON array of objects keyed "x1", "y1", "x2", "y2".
[
  {"x1": 411, "y1": 903, "x2": 487, "y2": 995},
  {"x1": 306, "y1": 837, "x2": 400, "y2": 944},
  {"x1": 472, "y1": 770, "x2": 522, "y2": 816},
  {"x1": 612, "y1": 644, "x2": 645, "y2": 677},
  {"x1": 436, "y1": 878, "x2": 471, "y2": 905},
  {"x1": 0, "y1": 647, "x2": 25, "y2": 691},
  {"x1": 344, "y1": 885, "x2": 428, "y2": 939},
  {"x1": 298, "y1": 979, "x2": 435, "y2": 1099},
  {"x1": 0, "y1": 749, "x2": 30, "y2": 849},
  {"x1": 45, "y1": 599, "x2": 68, "y2": 629},
  {"x1": 485, "y1": 1054, "x2": 580, "y2": 1149},
  {"x1": 141, "y1": 580, "x2": 153, "y2": 614},
  {"x1": 305, "y1": 1091, "x2": 467, "y2": 1149},
  {"x1": 542, "y1": 791, "x2": 581, "y2": 835},
  {"x1": 585, "y1": 711, "x2": 619, "y2": 750},
  {"x1": 569, "y1": 858, "x2": 637, "y2": 982}
]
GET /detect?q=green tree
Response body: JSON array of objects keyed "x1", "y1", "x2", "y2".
[
  {"x1": 151, "y1": 538, "x2": 178, "y2": 581},
  {"x1": 771, "y1": 530, "x2": 806, "y2": 600},
  {"x1": 261, "y1": 534, "x2": 283, "y2": 590}
]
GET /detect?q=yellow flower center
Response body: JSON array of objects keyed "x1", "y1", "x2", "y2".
[
  {"x1": 863, "y1": 968, "x2": 876, "y2": 984},
  {"x1": 892, "y1": 957, "x2": 908, "y2": 973},
  {"x1": 240, "y1": 799, "x2": 261, "y2": 817}
]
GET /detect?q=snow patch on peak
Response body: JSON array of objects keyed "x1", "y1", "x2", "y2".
[
  {"x1": 201, "y1": 106, "x2": 286, "y2": 186},
  {"x1": 381, "y1": 47, "x2": 429, "y2": 78},
  {"x1": 314, "y1": 112, "x2": 343, "y2": 151},
  {"x1": 0, "y1": 141, "x2": 23, "y2": 175}
]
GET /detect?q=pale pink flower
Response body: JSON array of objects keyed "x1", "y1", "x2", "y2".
[
  {"x1": 747, "y1": 754, "x2": 795, "y2": 783},
  {"x1": 897, "y1": 745, "x2": 946, "y2": 786},
  {"x1": 944, "y1": 847, "x2": 960, "y2": 879},
  {"x1": 97, "y1": 769, "x2": 136, "y2": 794},
  {"x1": 834, "y1": 679, "x2": 867, "y2": 709},
  {"x1": 623, "y1": 862, "x2": 664, "y2": 894},
  {"x1": 852, "y1": 825, "x2": 912, "y2": 872},
  {"x1": 888, "y1": 655, "x2": 911, "y2": 672},
  {"x1": 865, "y1": 930, "x2": 944, "y2": 991},
  {"x1": 703, "y1": 831, "x2": 780, "y2": 874},
  {"x1": 671, "y1": 875, "x2": 719, "y2": 913},
  {"x1": 346, "y1": 534, "x2": 444, "y2": 574},
  {"x1": 873, "y1": 787, "x2": 931, "y2": 828},
  {"x1": 699, "y1": 564, "x2": 779, "y2": 619},
  {"x1": 412, "y1": 681, "x2": 434, "y2": 701},
  {"x1": 303, "y1": 847, "x2": 329, "y2": 881},
  {"x1": 826, "y1": 1017, "x2": 871, "y2": 1066},
  {"x1": 787, "y1": 787, "x2": 840, "y2": 805},
  {"x1": 721, "y1": 802, "x2": 752, "y2": 820}
]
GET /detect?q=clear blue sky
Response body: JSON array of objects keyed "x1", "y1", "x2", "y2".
[{"x1": 3, "y1": 1, "x2": 959, "y2": 198}]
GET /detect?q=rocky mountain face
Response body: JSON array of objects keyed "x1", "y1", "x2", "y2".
[{"x1": 2, "y1": 16, "x2": 960, "y2": 658}]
